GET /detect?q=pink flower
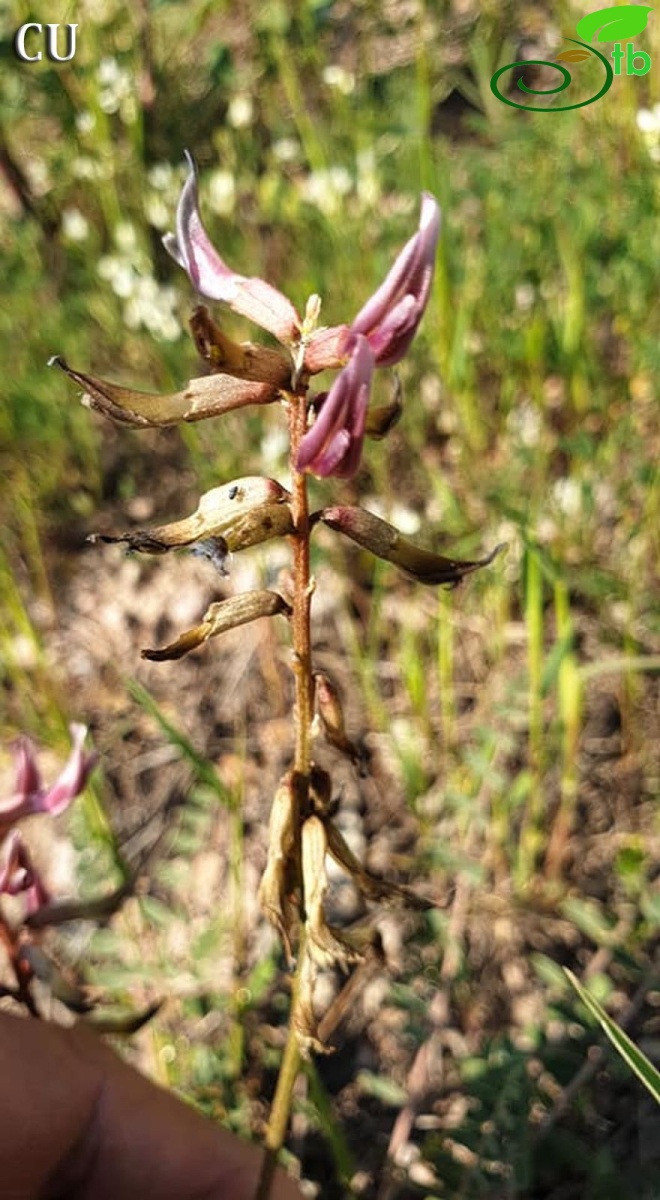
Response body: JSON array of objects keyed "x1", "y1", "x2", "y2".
[
  {"x1": 0, "y1": 829, "x2": 50, "y2": 913},
  {"x1": 165, "y1": 156, "x2": 440, "y2": 477},
  {"x1": 0, "y1": 724, "x2": 97, "y2": 836},
  {"x1": 296, "y1": 333, "x2": 374, "y2": 478},
  {"x1": 351, "y1": 193, "x2": 441, "y2": 366},
  {"x1": 163, "y1": 153, "x2": 301, "y2": 345}
]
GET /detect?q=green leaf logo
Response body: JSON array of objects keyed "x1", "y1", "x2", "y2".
[
  {"x1": 556, "y1": 48, "x2": 592, "y2": 61},
  {"x1": 576, "y1": 4, "x2": 653, "y2": 43}
]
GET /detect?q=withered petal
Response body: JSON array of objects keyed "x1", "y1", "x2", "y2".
[
  {"x1": 324, "y1": 820, "x2": 433, "y2": 911},
  {"x1": 258, "y1": 775, "x2": 298, "y2": 963},
  {"x1": 302, "y1": 816, "x2": 363, "y2": 971},
  {"x1": 313, "y1": 671, "x2": 361, "y2": 764}
]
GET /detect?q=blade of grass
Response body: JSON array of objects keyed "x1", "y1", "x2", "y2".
[{"x1": 566, "y1": 970, "x2": 660, "y2": 1105}]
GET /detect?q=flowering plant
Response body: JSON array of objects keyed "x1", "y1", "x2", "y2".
[
  {"x1": 52, "y1": 156, "x2": 501, "y2": 1195},
  {"x1": 1, "y1": 726, "x2": 96, "y2": 1012}
]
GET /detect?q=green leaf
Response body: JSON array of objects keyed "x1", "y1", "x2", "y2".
[
  {"x1": 356, "y1": 1070, "x2": 408, "y2": 1106},
  {"x1": 566, "y1": 970, "x2": 660, "y2": 1104},
  {"x1": 127, "y1": 679, "x2": 234, "y2": 807},
  {"x1": 561, "y1": 896, "x2": 617, "y2": 944},
  {"x1": 575, "y1": 5, "x2": 653, "y2": 43}
]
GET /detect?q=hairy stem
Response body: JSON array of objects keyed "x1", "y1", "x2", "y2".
[{"x1": 255, "y1": 385, "x2": 312, "y2": 1199}]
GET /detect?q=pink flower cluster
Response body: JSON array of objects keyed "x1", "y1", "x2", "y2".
[
  {"x1": 164, "y1": 155, "x2": 440, "y2": 478},
  {"x1": 0, "y1": 725, "x2": 96, "y2": 914}
]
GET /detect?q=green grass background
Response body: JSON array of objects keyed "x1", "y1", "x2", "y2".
[{"x1": 1, "y1": 1, "x2": 659, "y2": 1196}]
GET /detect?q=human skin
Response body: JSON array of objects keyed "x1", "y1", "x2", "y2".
[{"x1": 0, "y1": 1012, "x2": 302, "y2": 1200}]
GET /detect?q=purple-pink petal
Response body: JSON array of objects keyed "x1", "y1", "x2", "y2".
[
  {"x1": 164, "y1": 155, "x2": 301, "y2": 344},
  {"x1": 12, "y1": 737, "x2": 42, "y2": 799},
  {"x1": 38, "y1": 723, "x2": 97, "y2": 817},
  {"x1": 296, "y1": 333, "x2": 374, "y2": 479},
  {"x1": 363, "y1": 293, "x2": 420, "y2": 367},
  {"x1": 0, "y1": 829, "x2": 51, "y2": 911},
  {"x1": 1, "y1": 724, "x2": 96, "y2": 834},
  {"x1": 303, "y1": 324, "x2": 352, "y2": 374},
  {"x1": 351, "y1": 192, "x2": 440, "y2": 367}
]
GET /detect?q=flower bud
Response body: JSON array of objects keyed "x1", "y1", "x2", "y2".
[
  {"x1": 313, "y1": 671, "x2": 360, "y2": 765},
  {"x1": 320, "y1": 505, "x2": 504, "y2": 586},
  {"x1": 142, "y1": 590, "x2": 290, "y2": 662}
]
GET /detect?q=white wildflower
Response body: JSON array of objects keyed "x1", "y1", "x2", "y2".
[
  {"x1": 506, "y1": 400, "x2": 542, "y2": 448},
  {"x1": 228, "y1": 93, "x2": 254, "y2": 129},
  {"x1": 301, "y1": 167, "x2": 353, "y2": 217},
  {"x1": 147, "y1": 162, "x2": 174, "y2": 191},
  {"x1": 552, "y1": 477, "x2": 582, "y2": 518},
  {"x1": 272, "y1": 138, "x2": 300, "y2": 163},
  {"x1": 322, "y1": 65, "x2": 356, "y2": 95},
  {"x1": 75, "y1": 111, "x2": 96, "y2": 136},
  {"x1": 207, "y1": 169, "x2": 236, "y2": 217},
  {"x1": 61, "y1": 207, "x2": 89, "y2": 242}
]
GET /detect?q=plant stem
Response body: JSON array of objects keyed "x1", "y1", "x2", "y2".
[
  {"x1": 289, "y1": 390, "x2": 314, "y2": 777},
  {"x1": 255, "y1": 385, "x2": 313, "y2": 1199}
]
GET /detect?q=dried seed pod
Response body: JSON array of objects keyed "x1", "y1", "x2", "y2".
[
  {"x1": 313, "y1": 671, "x2": 361, "y2": 764},
  {"x1": 292, "y1": 949, "x2": 331, "y2": 1058},
  {"x1": 302, "y1": 816, "x2": 363, "y2": 970},
  {"x1": 90, "y1": 477, "x2": 291, "y2": 554},
  {"x1": 258, "y1": 774, "x2": 298, "y2": 962},
  {"x1": 26, "y1": 881, "x2": 132, "y2": 929},
  {"x1": 320, "y1": 505, "x2": 504, "y2": 586},
  {"x1": 49, "y1": 356, "x2": 280, "y2": 428},
  {"x1": 16, "y1": 943, "x2": 92, "y2": 1013},
  {"x1": 222, "y1": 502, "x2": 294, "y2": 552},
  {"x1": 190, "y1": 306, "x2": 293, "y2": 387},
  {"x1": 142, "y1": 590, "x2": 290, "y2": 662},
  {"x1": 309, "y1": 764, "x2": 334, "y2": 817},
  {"x1": 364, "y1": 375, "x2": 403, "y2": 440},
  {"x1": 324, "y1": 819, "x2": 433, "y2": 912},
  {"x1": 86, "y1": 1001, "x2": 162, "y2": 1035}
]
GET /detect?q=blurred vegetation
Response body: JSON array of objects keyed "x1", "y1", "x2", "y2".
[{"x1": 1, "y1": 1, "x2": 660, "y2": 1197}]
